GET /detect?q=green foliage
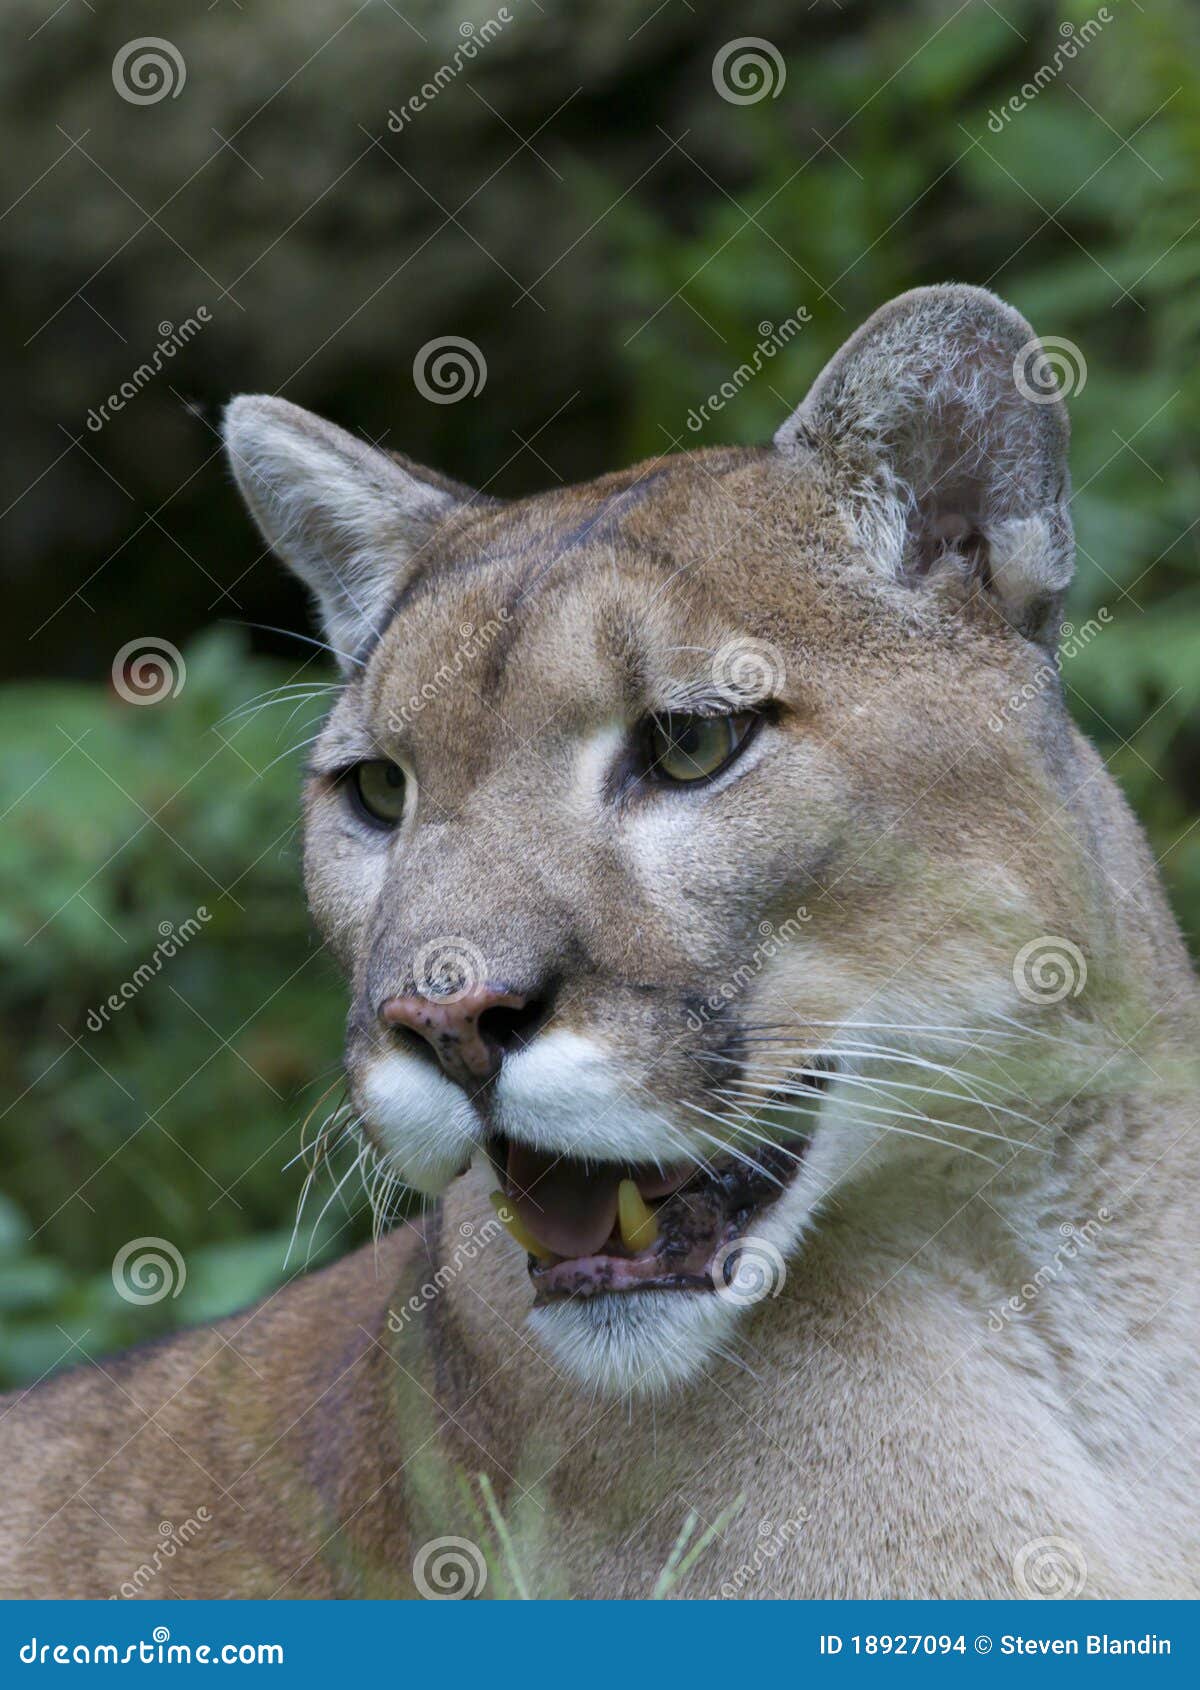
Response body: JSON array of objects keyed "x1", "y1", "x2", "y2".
[{"x1": 0, "y1": 632, "x2": 355, "y2": 1385}]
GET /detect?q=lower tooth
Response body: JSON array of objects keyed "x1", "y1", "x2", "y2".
[
  {"x1": 489, "y1": 1192, "x2": 555, "y2": 1263},
  {"x1": 618, "y1": 1179, "x2": 658, "y2": 1252}
]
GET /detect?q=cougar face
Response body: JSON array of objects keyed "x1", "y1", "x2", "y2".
[{"x1": 226, "y1": 286, "x2": 1089, "y2": 1396}]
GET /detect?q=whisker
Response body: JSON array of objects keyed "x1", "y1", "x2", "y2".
[
  {"x1": 290, "y1": 1115, "x2": 366, "y2": 1264},
  {"x1": 227, "y1": 619, "x2": 363, "y2": 670},
  {"x1": 257, "y1": 729, "x2": 328, "y2": 776},
  {"x1": 733, "y1": 1037, "x2": 1018, "y2": 1101},
  {"x1": 718, "y1": 1079, "x2": 1040, "y2": 1155},
  {"x1": 677, "y1": 1108, "x2": 790, "y2": 1187},
  {"x1": 742, "y1": 1016, "x2": 1097, "y2": 1054},
  {"x1": 730, "y1": 1060, "x2": 1049, "y2": 1135}
]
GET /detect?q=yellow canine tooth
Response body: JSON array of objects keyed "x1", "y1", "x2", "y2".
[
  {"x1": 618, "y1": 1178, "x2": 658, "y2": 1253},
  {"x1": 489, "y1": 1191, "x2": 555, "y2": 1263}
]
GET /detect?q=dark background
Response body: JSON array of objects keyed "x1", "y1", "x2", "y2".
[{"x1": 1, "y1": 0, "x2": 1197, "y2": 1383}]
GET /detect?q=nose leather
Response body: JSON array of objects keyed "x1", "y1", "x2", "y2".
[{"x1": 379, "y1": 987, "x2": 527, "y2": 1086}]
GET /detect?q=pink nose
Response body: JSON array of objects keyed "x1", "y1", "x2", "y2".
[{"x1": 379, "y1": 986, "x2": 529, "y2": 1085}]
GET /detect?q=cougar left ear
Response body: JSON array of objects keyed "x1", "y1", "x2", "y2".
[
  {"x1": 223, "y1": 396, "x2": 481, "y2": 671},
  {"x1": 775, "y1": 284, "x2": 1074, "y2": 646}
]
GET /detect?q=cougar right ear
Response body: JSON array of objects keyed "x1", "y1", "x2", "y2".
[
  {"x1": 223, "y1": 396, "x2": 480, "y2": 672},
  {"x1": 775, "y1": 285, "x2": 1074, "y2": 647}
]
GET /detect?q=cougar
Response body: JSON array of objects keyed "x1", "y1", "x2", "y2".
[{"x1": 2, "y1": 286, "x2": 1196, "y2": 1600}]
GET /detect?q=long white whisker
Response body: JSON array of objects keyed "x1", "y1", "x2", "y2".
[
  {"x1": 747, "y1": 1016, "x2": 1096, "y2": 1054},
  {"x1": 258, "y1": 729, "x2": 328, "y2": 775},
  {"x1": 305, "y1": 1143, "x2": 368, "y2": 1267},
  {"x1": 231, "y1": 619, "x2": 364, "y2": 669},
  {"x1": 718, "y1": 1083, "x2": 1023, "y2": 1157},
  {"x1": 731, "y1": 1061, "x2": 1049, "y2": 1136},
  {"x1": 735, "y1": 1038, "x2": 1019, "y2": 1103}
]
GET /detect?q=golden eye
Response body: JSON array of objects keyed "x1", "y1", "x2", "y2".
[
  {"x1": 350, "y1": 760, "x2": 407, "y2": 826},
  {"x1": 645, "y1": 713, "x2": 753, "y2": 784}
]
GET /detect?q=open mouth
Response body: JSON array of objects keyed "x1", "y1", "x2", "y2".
[{"x1": 483, "y1": 1078, "x2": 825, "y2": 1305}]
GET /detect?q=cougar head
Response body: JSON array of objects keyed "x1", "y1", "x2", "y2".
[{"x1": 225, "y1": 285, "x2": 1087, "y2": 1397}]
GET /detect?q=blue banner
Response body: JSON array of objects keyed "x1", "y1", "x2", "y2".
[{"x1": 1, "y1": 1600, "x2": 1194, "y2": 1684}]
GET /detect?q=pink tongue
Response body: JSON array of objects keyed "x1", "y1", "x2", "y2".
[{"x1": 506, "y1": 1144, "x2": 621, "y2": 1259}]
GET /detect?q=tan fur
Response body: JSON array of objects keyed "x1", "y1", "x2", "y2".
[{"x1": 2, "y1": 287, "x2": 1196, "y2": 1598}]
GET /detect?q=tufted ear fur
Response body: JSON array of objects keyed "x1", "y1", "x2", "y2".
[
  {"x1": 775, "y1": 285, "x2": 1074, "y2": 645},
  {"x1": 223, "y1": 396, "x2": 478, "y2": 670}
]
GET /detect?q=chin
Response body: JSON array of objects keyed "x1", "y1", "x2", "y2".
[
  {"x1": 522, "y1": 1172, "x2": 821, "y2": 1400},
  {"x1": 528, "y1": 1291, "x2": 744, "y2": 1398}
]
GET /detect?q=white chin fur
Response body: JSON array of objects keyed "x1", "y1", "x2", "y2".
[
  {"x1": 494, "y1": 1031, "x2": 673, "y2": 1163},
  {"x1": 529, "y1": 1292, "x2": 742, "y2": 1399},
  {"x1": 358, "y1": 1050, "x2": 478, "y2": 1196},
  {"x1": 526, "y1": 1159, "x2": 822, "y2": 1398}
]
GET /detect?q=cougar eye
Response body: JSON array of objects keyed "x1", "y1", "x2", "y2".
[
  {"x1": 348, "y1": 760, "x2": 407, "y2": 827},
  {"x1": 645, "y1": 712, "x2": 754, "y2": 785}
]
